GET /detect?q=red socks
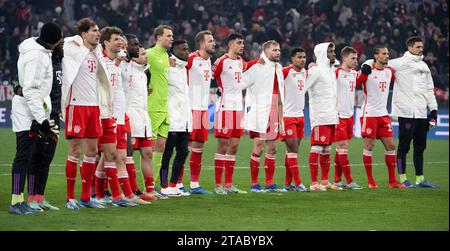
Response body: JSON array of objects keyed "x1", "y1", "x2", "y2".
[
  {"x1": 385, "y1": 150, "x2": 397, "y2": 184},
  {"x1": 80, "y1": 156, "x2": 96, "y2": 202},
  {"x1": 363, "y1": 149, "x2": 376, "y2": 185},
  {"x1": 144, "y1": 176, "x2": 155, "y2": 193},
  {"x1": 250, "y1": 153, "x2": 260, "y2": 186},
  {"x1": 284, "y1": 154, "x2": 292, "y2": 185},
  {"x1": 65, "y1": 156, "x2": 78, "y2": 201},
  {"x1": 104, "y1": 162, "x2": 122, "y2": 200},
  {"x1": 319, "y1": 153, "x2": 330, "y2": 183},
  {"x1": 189, "y1": 148, "x2": 203, "y2": 182},
  {"x1": 286, "y1": 152, "x2": 302, "y2": 186},
  {"x1": 95, "y1": 171, "x2": 106, "y2": 199},
  {"x1": 334, "y1": 151, "x2": 342, "y2": 183},
  {"x1": 264, "y1": 154, "x2": 276, "y2": 187},
  {"x1": 126, "y1": 157, "x2": 140, "y2": 192},
  {"x1": 336, "y1": 149, "x2": 353, "y2": 184},
  {"x1": 118, "y1": 170, "x2": 134, "y2": 198},
  {"x1": 214, "y1": 153, "x2": 226, "y2": 187},
  {"x1": 224, "y1": 155, "x2": 235, "y2": 188},
  {"x1": 309, "y1": 151, "x2": 319, "y2": 184}
]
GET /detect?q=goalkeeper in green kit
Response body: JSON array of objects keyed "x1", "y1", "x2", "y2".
[{"x1": 146, "y1": 25, "x2": 174, "y2": 197}]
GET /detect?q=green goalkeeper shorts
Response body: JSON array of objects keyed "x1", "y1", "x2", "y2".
[{"x1": 149, "y1": 112, "x2": 169, "y2": 140}]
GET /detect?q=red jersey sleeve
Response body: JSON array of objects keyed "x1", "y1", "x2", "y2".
[
  {"x1": 282, "y1": 66, "x2": 291, "y2": 80},
  {"x1": 356, "y1": 72, "x2": 368, "y2": 88},
  {"x1": 212, "y1": 56, "x2": 225, "y2": 79},
  {"x1": 244, "y1": 58, "x2": 259, "y2": 72},
  {"x1": 186, "y1": 52, "x2": 196, "y2": 70}
]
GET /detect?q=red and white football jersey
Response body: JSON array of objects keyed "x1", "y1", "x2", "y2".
[
  {"x1": 335, "y1": 67, "x2": 358, "y2": 118},
  {"x1": 282, "y1": 65, "x2": 306, "y2": 117},
  {"x1": 187, "y1": 50, "x2": 212, "y2": 111},
  {"x1": 103, "y1": 54, "x2": 125, "y2": 124},
  {"x1": 358, "y1": 65, "x2": 395, "y2": 117},
  {"x1": 212, "y1": 54, "x2": 247, "y2": 111},
  {"x1": 68, "y1": 52, "x2": 98, "y2": 106}
]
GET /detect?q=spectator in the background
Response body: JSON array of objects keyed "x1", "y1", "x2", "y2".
[
  {"x1": 0, "y1": 0, "x2": 448, "y2": 98},
  {"x1": 0, "y1": 15, "x2": 9, "y2": 59}
]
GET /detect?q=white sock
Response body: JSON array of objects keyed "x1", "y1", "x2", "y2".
[{"x1": 190, "y1": 182, "x2": 200, "y2": 189}]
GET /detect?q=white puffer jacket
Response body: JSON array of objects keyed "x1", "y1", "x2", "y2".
[
  {"x1": 61, "y1": 35, "x2": 113, "y2": 119},
  {"x1": 304, "y1": 42, "x2": 339, "y2": 128},
  {"x1": 122, "y1": 61, "x2": 152, "y2": 138},
  {"x1": 12, "y1": 37, "x2": 53, "y2": 132},
  {"x1": 168, "y1": 56, "x2": 192, "y2": 132},
  {"x1": 242, "y1": 52, "x2": 285, "y2": 133},
  {"x1": 390, "y1": 51, "x2": 438, "y2": 119}
]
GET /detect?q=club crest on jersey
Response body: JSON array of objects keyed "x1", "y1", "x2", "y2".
[
  {"x1": 212, "y1": 65, "x2": 217, "y2": 72},
  {"x1": 366, "y1": 128, "x2": 372, "y2": 134},
  {"x1": 320, "y1": 136, "x2": 326, "y2": 142},
  {"x1": 222, "y1": 128, "x2": 228, "y2": 134},
  {"x1": 287, "y1": 129, "x2": 293, "y2": 136},
  {"x1": 74, "y1": 125, "x2": 81, "y2": 134}
]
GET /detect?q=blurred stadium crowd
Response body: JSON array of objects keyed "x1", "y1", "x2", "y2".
[{"x1": 0, "y1": 0, "x2": 448, "y2": 106}]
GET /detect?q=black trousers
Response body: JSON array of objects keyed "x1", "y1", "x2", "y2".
[
  {"x1": 28, "y1": 135, "x2": 58, "y2": 196},
  {"x1": 11, "y1": 131, "x2": 36, "y2": 195},
  {"x1": 396, "y1": 117, "x2": 429, "y2": 176},
  {"x1": 160, "y1": 131, "x2": 189, "y2": 188}
]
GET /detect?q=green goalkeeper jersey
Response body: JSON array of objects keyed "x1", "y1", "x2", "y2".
[{"x1": 147, "y1": 44, "x2": 170, "y2": 113}]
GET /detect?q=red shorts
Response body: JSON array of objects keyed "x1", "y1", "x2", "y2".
[
  {"x1": 116, "y1": 124, "x2": 127, "y2": 149},
  {"x1": 360, "y1": 116, "x2": 394, "y2": 139},
  {"x1": 335, "y1": 117, "x2": 354, "y2": 142},
  {"x1": 132, "y1": 137, "x2": 153, "y2": 150},
  {"x1": 65, "y1": 105, "x2": 102, "y2": 139},
  {"x1": 311, "y1": 125, "x2": 336, "y2": 145},
  {"x1": 98, "y1": 118, "x2": 117, "y2": 146},
  {"x1": 190, "y1": 110, "x2": 209, "y2": 142},
  {"x1": 125, "y1": 114, "x2": 131, "y2": 133},
  {"x1": 280, "y1": 117, "x2": 305, "y2": 141},
  {"x1": 214, "y1": 110, "x2": 244, "y2": 138}
]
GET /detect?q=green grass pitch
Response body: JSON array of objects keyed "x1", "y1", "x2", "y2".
[{"x1": 0, "y1": 128, "x2": 448, "y2": 230}]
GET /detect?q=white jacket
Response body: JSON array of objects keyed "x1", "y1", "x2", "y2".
[
  {"x1": 389, "y1": 51, "x2": 438, "y2": 119},
  {"x1": 12, "y1": 37, "x2": 53, "y2": 132},
  {"x1": 242, "y1": 53, "x2": 285, "y2": 133},
  {"x1": 304, "y1": 42, "x2": 339, "y2": 128},
  {"x1": 61, "y1": 35, "x2": 113, "y2": 119},
  {"x1": 122, "y1": 61, "x2": 152, "y2": 138},
  {"x1": 168, "y1": 56, "x2": 192, "y2": 132}
]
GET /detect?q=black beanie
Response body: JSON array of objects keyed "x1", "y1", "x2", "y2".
[{"x1": 39, "y1": 22, "x2": 62, "y2": 44}]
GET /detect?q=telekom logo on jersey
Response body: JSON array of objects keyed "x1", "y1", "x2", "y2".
[
  {"x1": 235, "y1": 72, "x2": 242, "y2": 83},
  {"x1": 204, "y1": 70, "x2": 210, "y2": 81},
  {"x1": 297, "y1": 80, "x2": 304, "y2": 91},
  {"x1": 379, "y1": 81, "x2": 387, "y2": 92},
  {"x1": 87, "y1": 60, "x2": 96, "y2": 72}
]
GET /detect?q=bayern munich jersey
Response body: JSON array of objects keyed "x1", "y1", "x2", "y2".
[
  {"x1": 212, "y1": 54, "x2": 247, "y2": 111},
  {"x1": 282, "y1": 65, "x2": 306, "y2": 117},
  {"x1": 187, "y1": 51, "x2": 212, "y2": 111},
  {"x1": 68, "y1": 51, "x2": 98, "y2": 106},
  {"x1": 335, "y1": 67, "x2": 358, "y2": 118},
  {"x1": 103, "y1": 54, "x2": 126, "y2": 124},
  {"x1": 359, "y1": 65, "x2": 395, "y2": 117}
]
